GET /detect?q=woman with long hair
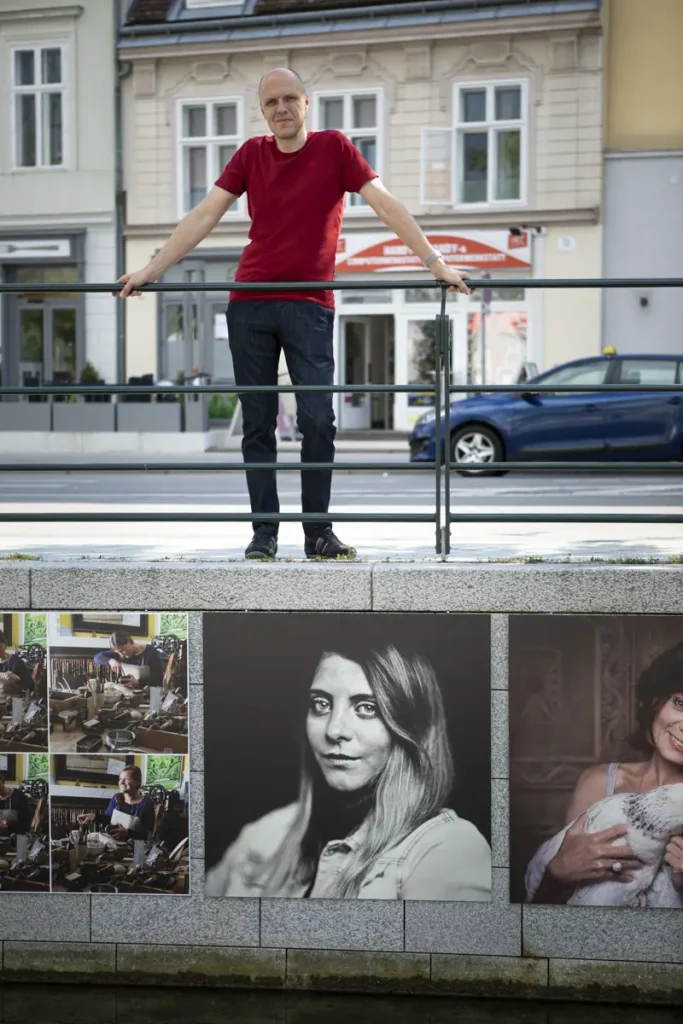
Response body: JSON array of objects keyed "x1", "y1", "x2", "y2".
[
  {"x1": 206, "y1": 645, "x2": 491, "y2": 900},
  {"x1": 525, "y1": 641, "x2": 683, "y2": 906}
]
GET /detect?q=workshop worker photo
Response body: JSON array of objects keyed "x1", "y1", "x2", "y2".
[
  {"x1": 77, "y1": 765, "x2": 155, "y2": 840},
  {"x1": 0, "y1": 630, "x2": 34, "y2": 695},
  {"x1": 93, "y1": 632, "x2": 164, "y2": 689},
  {"x1": 116, "y1": 67, "x2": 470, "y2": 560},
  {"x1": 0, "y1": 771, "x2": 32, "y2": 836}
]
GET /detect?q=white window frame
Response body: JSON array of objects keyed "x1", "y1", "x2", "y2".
[
  {"x1": 11, "y1": 43, "x2": 68, "y2": 172},
  {"x1": 420, "y1": 127, "x2": 456, "y2": 207},
  {"x1": 312, "y1": 88, "x2": 383, "y2": 213},
  {"x1": 176, "y1": 96, "x2": 245, "y2": 220},
  {"x1": 453, "y1": 79, "x2": 528, "y2": 209}
]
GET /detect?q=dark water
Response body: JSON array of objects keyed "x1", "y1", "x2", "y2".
[{"x1": 1, "y1": 987, "x2": 682, "y2": 1024}]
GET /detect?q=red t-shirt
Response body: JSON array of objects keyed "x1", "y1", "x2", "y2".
[{"x1": 215, "y1": 130, "x2": 378, "y2": 309}]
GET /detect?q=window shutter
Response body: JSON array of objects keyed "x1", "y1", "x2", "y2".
[{"x1": 420, "y1": 128, "x2": 454, "y2": 206}]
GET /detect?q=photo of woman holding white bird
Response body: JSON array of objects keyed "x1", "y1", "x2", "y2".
[{"x1": 509, "y1": 615, "x2": 683, "y2": 908}]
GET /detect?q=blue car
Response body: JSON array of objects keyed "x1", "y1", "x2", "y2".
[{"x1": 409, "y1": 353, "x2": 683, "y2": 473}]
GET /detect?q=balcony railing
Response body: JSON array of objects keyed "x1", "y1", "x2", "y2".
[{"x1": 1, "y1": 276, "x2": 682, "y2": 558}]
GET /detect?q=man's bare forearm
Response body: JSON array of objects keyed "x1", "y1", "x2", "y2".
[
  {"x1": 145, "y1": 202, "x2": 224, "y2": 277},
  {"x1": 374, "y1": 194, "x2": 436, "y2": 263}
]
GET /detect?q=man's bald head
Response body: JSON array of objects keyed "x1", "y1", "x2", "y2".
[
  {"x1": 258, "y1": 67, "x2": 306, "y2": 100},
  {"x1": 258, "y1": 67, "x2": 309, "y2": 149}
]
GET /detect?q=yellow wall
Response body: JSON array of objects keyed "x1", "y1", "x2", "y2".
[
  {"x1": 605, "y1": 0, "x2": 683, "y2": 150},
  {"x1": 541, "y1": 225, "x2": 603, "y2": 369},
  {"x1": 59, "y1": 614, "x2": 161, "y2": 642}
]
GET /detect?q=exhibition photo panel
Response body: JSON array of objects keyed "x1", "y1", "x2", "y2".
[
  {"x1": 50, "y1": 754, "x2": 190, "y2": 894},
  {"x1": 47, "y1": 613, "x2": 189, "y2": 755},
  {"x1": 0, "y1": 752, "x2": 50, "y2": 892},
  {"x1": 0, "y1": 610, "x2": 191, "y2": 895},
  {"x1": 203, "y1": 612, "x2": 492, "y2": 901},
  {"x1": 0, "y1": 613, "x2": 48, "y2": 753},
  {"x1": 509, "y1": 614, "x2": 683, "y2": 909}
]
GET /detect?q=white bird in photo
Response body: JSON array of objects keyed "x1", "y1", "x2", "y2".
[{"x1": 541, "y1": 783, "x2": 683, "y2": 907}]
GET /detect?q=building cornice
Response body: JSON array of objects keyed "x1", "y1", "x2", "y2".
[
  {"x1": 0, "y1": 5, "x2": 83, "y2": 22},
  {"x1": 118, "y1": 11, "x2": 601, "y2": 60}
]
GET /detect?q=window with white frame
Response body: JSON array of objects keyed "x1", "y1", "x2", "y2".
[
  {"x1": 315, "y1": 90, "x2": 381, "y2": 208},
  {"x1": 420, "y1": 80, "x2": 526, "y2": 208},
  {"x1": 12, "y1": 46, "x2": 66, "y2": 169},
  {"x1": 178, "y1": 98, "x2": 243, "y2": 216}
]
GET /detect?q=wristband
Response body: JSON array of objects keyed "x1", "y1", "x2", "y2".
[{"x1": 424, "y1": 251, "x2": 444, "y2": 270}]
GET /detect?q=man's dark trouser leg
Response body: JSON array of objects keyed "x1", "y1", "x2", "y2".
[
  {"x1": 227, "y1": 301, "x2": 281, "y2": 535},
  {"x1": 278, "y1": 300, "x2": 336, "y2": 539}
]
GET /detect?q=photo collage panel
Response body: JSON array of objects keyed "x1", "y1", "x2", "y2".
[{"x1": 0, "y1": 611, "x2": 190, "y2": 894}]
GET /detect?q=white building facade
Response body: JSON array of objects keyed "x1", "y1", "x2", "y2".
[
  {"x1": 120, "y1": 0, "x2": 604, "y2": 432},
  {"x1": 0, "y1": 0, "x2": 118, "y2": 391}
]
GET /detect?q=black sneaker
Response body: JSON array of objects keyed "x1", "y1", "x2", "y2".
[
  {"x1": 305, "y1": 529, "x2": 356, "y2": 560},
  {"x1": 245, "y1": 529, "x2": 278, "y2": 560}
]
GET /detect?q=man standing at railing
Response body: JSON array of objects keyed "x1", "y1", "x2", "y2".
[{"x1": 117, "y1": 68, "x2": 470, "y2": 560}]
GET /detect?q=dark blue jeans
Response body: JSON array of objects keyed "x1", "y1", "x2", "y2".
[{"x1": 227, "y1": 299, "x2": 336, "y2": 538}]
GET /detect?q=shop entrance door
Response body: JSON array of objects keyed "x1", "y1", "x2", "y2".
[
  {"x1": 340, "y1": 317, "x2": 371, "y2": 430},
  {"x1": 17, "y1": 301, "x2": 78, "y2": 392},
  {"x1": 339, "y1": 315, "x2": 395, "y2": 430},
  {"x1": 395, "y1": 310, "x2": 467, "y2": 432}
]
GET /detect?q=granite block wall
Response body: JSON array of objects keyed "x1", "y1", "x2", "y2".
[{"x1": 0, "y1": 563, "x2": 681, "y2": 1004}]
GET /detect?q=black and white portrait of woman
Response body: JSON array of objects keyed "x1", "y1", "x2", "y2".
[{"x1": 203, "y1": 613, "x2": 492, "y2": 901}]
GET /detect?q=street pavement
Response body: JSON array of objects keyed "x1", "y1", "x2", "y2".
[{"x1": 0, "y1": 456, "x2": 682, "y2": 562}]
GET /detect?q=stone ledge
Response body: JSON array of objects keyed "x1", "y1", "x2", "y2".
[
  {"x1": 548, "y1": 958, "x2": 683, "y2": 1004},
  {"x1": 0, "y1": 566, "x2": 30, "y2": 609},
  {"x1": 115, "y1": 944, "x2": 285, "y2": 987},
  {"x1": 371, "y1": 564, "x2": 683, "y2": 613},
  {"x1": 29, "y1": 562, "x2": 373, "y2": 610},
  {"x1": 285, "y1": 949, "x2": 430, "y2": 993},
  {"x1": 2, "y1": 941, "x2": 116, "y2": 982}
]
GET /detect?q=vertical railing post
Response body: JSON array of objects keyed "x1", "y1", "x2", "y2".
[
  {"x1": 433, "y1": 294, "x2": 443, "y2": 556},
  {"x1": 440, "y1": 296, "x2": 452, "y2": 558}
]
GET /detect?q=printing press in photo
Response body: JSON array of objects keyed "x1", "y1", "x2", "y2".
[
  {"x1": 0, "y1": 613, "x2": 49, "y2": 753},
  {"x1": 47, "y1": 613, "x2": 188, "y2": 755},
  {"x1": 50, "y1": 754, "x2": 190, "y2": 894},
  {"x1": 0, "y1": 753, "x2": 50, "y2": 892}
]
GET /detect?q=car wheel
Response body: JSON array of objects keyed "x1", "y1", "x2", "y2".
[{"x1": 450, "y1": 425, "x2": 507, "y2": 476}]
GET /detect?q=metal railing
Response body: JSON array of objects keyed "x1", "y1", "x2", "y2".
[{"x1": 1, "y1": 276, "x2": 683, "y2": 559}]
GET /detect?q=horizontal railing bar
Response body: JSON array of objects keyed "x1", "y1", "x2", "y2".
[
  {"x1": 445, "y1": 461, "x2": 683, "y2": 473},
  {"x1": 1, "y1": 384, "x2": 417, "y2": 395},
  {"x1": 0, "y1": 461, "x2": 430, "y2": 473},
  {"x1": 1, "y1": 278, "x2": 682, "y2": 295},
  {"x1": 4, "y1": 383, "x2": 683, "y2": 396},
  {"x1": 0, "y1": 512, "x2": 435, "y2": 523},
  {"x1": 447, "y1": 513, "x2": 683, "y2": 523},
  {"x1": 1, "y1": 461, "x2": 683, "y2": 474},
  {"x1": 0, "y1": 511, "x2": 680, "y2": 524}
]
